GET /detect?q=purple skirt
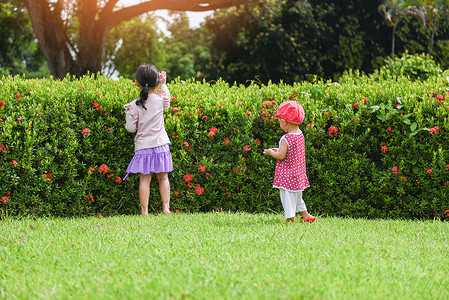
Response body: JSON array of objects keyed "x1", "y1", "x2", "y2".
[{"x1": 124, "y1": 144, "x2": 173, "y2": 180}]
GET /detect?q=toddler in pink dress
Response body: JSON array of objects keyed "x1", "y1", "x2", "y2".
[{"x1": 263, "y1": 101, "x2": 315, "y2": 223}]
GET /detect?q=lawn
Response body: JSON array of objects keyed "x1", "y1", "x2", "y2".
[{"x1": 1, "y1": 212, "x2": 448, "y2": 299}]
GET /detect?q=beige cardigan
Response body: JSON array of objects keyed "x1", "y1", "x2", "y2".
[{"x1": 124, "y1": 84, "x2": 171, "y2": 151}]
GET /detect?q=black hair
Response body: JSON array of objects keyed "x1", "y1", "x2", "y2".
[{"x1": 135, "y1": 64, "x2": 160, "y2": 110}]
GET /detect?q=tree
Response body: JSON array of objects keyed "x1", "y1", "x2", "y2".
[
  {"x1": 19, "y1": 0, "x2": 241, "y2": 79},
  {"x1": 422, "y1": 0, "x2": 449, "y2": 55},
  {"x1": 378, "y1": 0, "x2": 426, "y2": 59},
  {"x1": 103, "y1": 14, "x2": 162, "y2": 79},
  {"x1": 163, "y1": 12, "x2": 212, "y2": 80},
  {"x1": 203, "y1": 0, "x2": 393, "y2": 83},
  {"x1": 0, "y1": 0, "x2": 49, "y2": 77}
]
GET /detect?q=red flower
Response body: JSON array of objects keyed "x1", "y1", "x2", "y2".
[
  {"x1": 12, "y1": 160, "x2": 18, "y2": 165},
  {"x1": 175, "y1": 209, "x2": 180, "y2": 213},
  {"x1": 437, "y1": 95, "x2": 445, "y2": 100},
  {"x1": 115, "y1": 177, "x2": 122, "y2": 184},
  {"x1": 381, "y1": 146, "x2": 388, "y2": 153},
  {"x1": 183, "y1": 142, "x2": 190, "y2": 147},
  {"x1": 183, "y1": 174, "x2": 193, "y2": 182},
  {"x1": 45, "y1": 173, "x2": 53, "y2": 179},
  {"x1": 328, "y1": 126, "x2": 338, "y2": 137},
  {"x1": 392, "y1": 167, "x2": 400, "y2": 175},
  {"x1": 172, "y1": 107, "x2": 179, "y2": 113},
  {"x1": 188, "y1": 182, "x2": 193, "y2": 188},
  {"x1": 227, "y1": 192, "x2": 231, "y2": 197},
  {"x1": 444, "y1": 210, "x2": 449, "y2": 216},
  {"x1": 246, "y1": 111, "x2": 252, "y2": 116},
  {"x1": 353, "y1": 102, "x2": 359, "y2": 108},
  {"x1": 15, "y1": 93, "x2": 21, "y2": 99},
  {"x1": 202, "y1": 116, "x2": 208, "y2": 120},
  {"x1": 426, "y1": 169, "x2": 433, "y2": 174},
  {"x1": 98, "y1": 164, "x2": 109, "y2": 174},
  {"x1": 429, "y1": 126, "x2": 439, "y2": 134},
  {"x1": 243, "y1": 145, "x2": 251, "y2": 151},
  {"x1": 1, "y1": 196, "x2": 9, "y2": 203},
  {"x1": 174, "y1": 190, "x2": 179, "y2": 196},
  {"x1": 195, "y1": 184, "x2": 204, "y2": 195},
  {"x1": 208, "y1": 127, "x2": 218, "y2": 137},
  {"x1": 92, "y1": 102, "x2": 101, "y2": 110},
  {"x1": 0, "y1": 100, "x2": 5, "y2": 107},
  {"x1": 89, "y1": 167, "x2": 95, "y2": 172},
  {"x1": 447, "y1": 164, "x2": 449, "y2": 170},
  {"x1": 81, "y1": 128, "x2": 91, "y2": 135},
  {"x1": 223, "y1": 138, "x2": 231, "y2": 145},
  {"x1": 198, "y1": 165, "x2": 206, "y2": 172},
  {"x1": 0, "y1": 145, "x2": 5, "y2": 152},
  {"x1": 255, "y1": 138, "x2": 260, "y2": 145},
  {"x1": 262, "y1": 101, "x2": 272, "y2": 106},
  {"x1": 386, "y1": 128, "x2": 392, "y2": 133}
]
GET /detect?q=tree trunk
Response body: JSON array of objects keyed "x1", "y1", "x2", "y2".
[
  {"x1": 22, "y1": 0, "x2": 80, "y2": 78},
  {"x1": 77, "y1": 0, "x2": 109, "y2": 75},
  {"x1": 429, "y1": 27, "x2": 435, "y2": 56},
  {"x1": 391, "y1": 23, "x2": 397, "y2": 60}
]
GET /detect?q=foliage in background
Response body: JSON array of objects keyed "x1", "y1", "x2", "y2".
[
  {"x1": 103, "y1": 12, "x2": 212, "y2": 82},
  {"x1": 1, "y1": 56, "x2": 448, "y2": 219},
  {"x1": 103, "y1": 14, "x2": 162, "y2": 79},
  {"x1": 0, "y1": 0, "x2": 49, "y2": 78},
  {"x1": 375, "y1": 51, "x2": 442, "y2": 80},
  {"x1": 2, "y1": 0, "x2": 449, "y2": 83}
]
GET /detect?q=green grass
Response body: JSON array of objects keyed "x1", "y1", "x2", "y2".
[{"x1": 1, "y1": 213, "x2": 448, "y2": 299}]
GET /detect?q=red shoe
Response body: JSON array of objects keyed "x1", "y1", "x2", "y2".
[{"x1": 300, "y1": 216, "x2": 315, "y2": 223}]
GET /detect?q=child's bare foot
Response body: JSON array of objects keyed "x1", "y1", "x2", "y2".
[
  {"x1": 286, "y1": 217, "x2": 295, "y2": 223},
  {"x1": 141, "y1": 211, "x2": 149, "y2": 216},
  {"x1": 162, "y1": 210, "x2": 172, "y2": 215}
]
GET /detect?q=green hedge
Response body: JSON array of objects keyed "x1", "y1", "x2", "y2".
[{"x1": 1, "y1": 72, "x2": 448, "y2": 219}]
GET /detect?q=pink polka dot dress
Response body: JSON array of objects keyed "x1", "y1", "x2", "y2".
[{"x1": 273, "y1": 132, "x2": 310, "y2": 191}]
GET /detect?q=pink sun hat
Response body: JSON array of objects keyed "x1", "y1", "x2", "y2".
[{"x1": 275, "y1": 100, "x2": 305, "y2": 124}]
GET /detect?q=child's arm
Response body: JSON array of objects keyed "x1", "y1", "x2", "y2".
[
  {"x1": 156, "y1": 71, "x2": 171, "y2": 109},
  {"x1": 124, "y1": 104, "x2": 137, "y2": 133},
  {"x1": 263, "y1": 139, "x2": 288, "y2": 160}
]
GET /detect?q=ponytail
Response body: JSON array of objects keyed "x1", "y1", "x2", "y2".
[
  {"x1": 135, "y1": 64, "x2": 160, "y2": 111},
  {"x1": 137, "y1": 85, "x2": 149, "y2": 110}
]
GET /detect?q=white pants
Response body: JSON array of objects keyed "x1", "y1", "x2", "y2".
[{"x1": 280, "y1": 189, "x2": 307, "y2": 219}]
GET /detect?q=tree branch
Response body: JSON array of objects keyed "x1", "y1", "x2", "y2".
[
  {"x1": 100, "y1": 0, "x2": 120, "y2": 17},
  {"x1": 105, "y1": 0, "x2": 238, "y2": 29}
]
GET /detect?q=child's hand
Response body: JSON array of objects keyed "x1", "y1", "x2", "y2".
[
  {"x1": 263, "y1": 148, "x2": 277, "y2": 156},
  {"x1": 159, "y1": 71, "x2": 167, "y2": 85}
]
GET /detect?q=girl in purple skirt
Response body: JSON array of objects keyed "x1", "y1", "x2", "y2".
[{"x1": 124, "y1": 64, "x2": 173, "y2": 215}]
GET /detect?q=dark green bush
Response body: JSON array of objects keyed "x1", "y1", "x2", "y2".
[{"x1": 1, "y1": 72, "x2": 448, "y2": 220}]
